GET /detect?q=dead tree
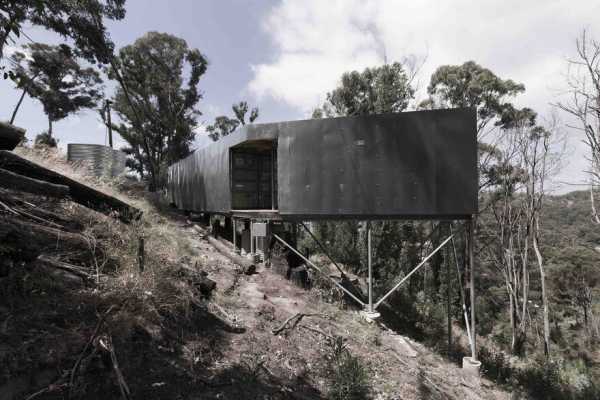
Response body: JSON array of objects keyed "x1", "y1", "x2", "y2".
[{"x1": 557, "y1": 29, "x2": 600, "y2": 223}]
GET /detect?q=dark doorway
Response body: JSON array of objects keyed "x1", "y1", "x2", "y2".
[{"x1": 230, "y1": 140, "x2": 277, "y2": 210}]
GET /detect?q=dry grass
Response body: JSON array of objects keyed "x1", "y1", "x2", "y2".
[{"x1": 1, "y1": 145, "x2": 514, "y2": 400}]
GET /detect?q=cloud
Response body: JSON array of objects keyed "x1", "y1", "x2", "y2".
[
  {"x1": 249, "y1": 0, "x2": 600, "y2": 116},
  {"x1": 248, "y1": 0, "x2": 600, "y2": 191}
]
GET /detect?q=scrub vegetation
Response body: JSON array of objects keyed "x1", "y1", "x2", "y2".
[{"x1": 2, "y1": 1, "x2": 600, "y2": 399}]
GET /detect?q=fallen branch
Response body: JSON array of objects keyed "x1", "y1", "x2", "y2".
[
  {"x1": 24, "y1": 382, "x2": 68, "y2": 400},
  {"x1": 97, "y1": 335, "x2": 131, "y2": 400},
  {"x1": 0, "y1": 190, "x2": 84, "y2": 229},
  {"x1": 299, "y1": 324, "x2": 333, "y2": 340},
  {"x1": 69, "y1": 305, "x2": 116, "y2": 399},
  {"x1": 0, "y1": 150, "x2": 140, "y2": 222},
  {"x1": 211, "y1": 302, "x2": 237, "y2": 324},
  {"x1": 0, "y1": 167, "x2": 69, "y2": 198},
  {"x1": 0, "y1": 214, "x2": 95, "y2": 262},
  {"x1": 37, "y1": 255, "x2": 93, "y2": 280},
  {"x1": 272, "y1": 313, "x2": 326, "y2": 335}
]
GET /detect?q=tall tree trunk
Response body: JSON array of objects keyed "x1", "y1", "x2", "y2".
[
  {"x1": 510, "y1": 291, "x2": 517, "y2": 352},
  {"x1": 48, "y1": 118, "x2": 53, "y2": 138},
  {"x1": 533, "y1": 216, "x2": 550, "y2": 358},
  {"x1": 10, "y1": 87, "x2": 27, "y2": 124}
]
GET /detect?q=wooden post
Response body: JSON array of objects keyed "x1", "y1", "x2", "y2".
[
  {"x1": 106, "y1": 100, "x2": 113, "y2": 149},
  {"x1": 138, "y1": 236, "x2": 145, "y2": 272}
]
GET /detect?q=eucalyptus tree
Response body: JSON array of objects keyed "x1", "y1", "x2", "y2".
[
  {"x1": 557, "y1": 30, "x2": 600, "y2": 224},
  {"x1": 107, "y1": 31, "x2": 208, "y2": 190},
  {"x1": 206, "y1": 101, "x2": 259, "y2": 141},
  {"x1": 311, "y1": 62, "x2": 417, "y2": 289},
  {"x1": 424, "y1": 61, "x2": 527, "y2": 191},
  {"x1": 9, "y1": 43, "x2": 103, "y2": 145},
  {"x1": 0, "y1": 0, "x2": 125, "y2": 63}
]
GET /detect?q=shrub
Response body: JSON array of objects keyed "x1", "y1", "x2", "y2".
[
  {"x1": 516, "y1": 360, "x2": 565, "y2": 400},
  {"x1": 478, "y1": 346, "x2": 513, "y2": 385},
  {"x1": 326, "y1": 336, "x2": 371, "y2": 400},
  {"x1": 34, "y1": 131, "x2": 57, "y2": 147}
]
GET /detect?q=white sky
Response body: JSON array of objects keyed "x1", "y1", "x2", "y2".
[
  {"x1": 1, "y1": 0, "x2": 599, "y2": 193},
  {"x1": 246, "y1": 0, "x2": 600, "y2": 193}
]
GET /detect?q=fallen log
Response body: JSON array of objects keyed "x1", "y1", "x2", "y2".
[
  {"x1": 37, "y1": 255, "x2": 93, "y2": 280},
  {"x1": 206, "y1": 234, "x2": 256, "y2": 275},
  {"x1": 0, "y1": 215, "x2": 92, "y2": 262},
  {"x1": 0, "y1": 121, "x2": 26, "y2": 150},
  {"x1": 0, "y1": 191, "x2": 84, "y2": 230},
  {"x1": 0, "y1": 168, "x2": 69, "y2": 198},
  {"x1": 0, "y1": 150, "x2": 141, "y2": 222}
]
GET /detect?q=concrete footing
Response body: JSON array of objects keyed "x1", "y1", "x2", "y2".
[
  {"x1": 361, "y1": 310, "x2": 381, "y2": 322},
  {"x1": 462, "y1": 356, "x2": 481, "y2": 387}
]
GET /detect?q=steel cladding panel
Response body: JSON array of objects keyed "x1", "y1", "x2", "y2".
[
  {"x1": 168, "y1": 124, "x2": 278, "y2": 213},
  {"x1": 276, "y1": 108, "x2": 477, "y2": 218},
  {"x1": 168, "y1": 108, "x2": 477, "y2": 218}
]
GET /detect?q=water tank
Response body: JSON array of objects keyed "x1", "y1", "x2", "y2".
[{"x1": 67, "y1": 143, "x2": 127, "y2": 178}]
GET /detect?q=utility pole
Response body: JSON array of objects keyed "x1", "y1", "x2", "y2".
[{"x1": 105, "y1": 99, "x2": 113, "y2": 148}]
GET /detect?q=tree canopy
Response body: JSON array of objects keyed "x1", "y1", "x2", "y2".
[
  {"x1": 314, "y1": 62, "x2": 414, "y2": 118},
  {"x1": 0, "y1": 0, "x2": 126, "y2": 63},
  {"x1": 425, "y1": 61, "x2": 526, "y2": 134},
  {"x1": 311, "y1": 62, "x2": 417, "y2": 278},
  {"x1": 107, "y1": 31, "x2": 208, "y2": 190},
  {"x1": 9, "y1": 43, "x2": 103, "y2": 145},
  {"x1": 206, "y1": 101, "x2": 258, "y2": 141}
]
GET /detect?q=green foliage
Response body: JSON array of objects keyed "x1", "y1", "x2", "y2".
[
  {"x1": 413, "y1": 291, "x2": 446, "y2": 345},
  {"x1": 108, "y1": 31, "x2": 208, "y2": 190},
  {"x1": 0, "y1": 0, "x2": 126, "y2": 63},
  {"x1": 478, "y1": 346, "x2": 512, "y2": 385},
  {"x1": 206, "y1": 101, "x2": 259, "y2": 141},
  {"x1": 315, "y1": 62, "x2": 414, "y2": 117},
  {"x1": 425, "y1": 61, "x2": 530, "y2": 191},
  {"x1": 9, "y1": 43, "x2": 103, "y2": 138},
  {"x1": 34, "y1": 131, "x2": 57, "y2": 148},
  {"x1": 325, "y1": 336, "x2": 371, "y2": 400},
  {"x1": 426, "y1": 60, "x2": 525, "y2": 130},
  {"x1": 310, "y1": 62, "x2": 418, "y2": 293}
]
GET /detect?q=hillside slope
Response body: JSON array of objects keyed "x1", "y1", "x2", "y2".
[{"x1": 0, "y1": 146, "x2": 508, "y2": 400}]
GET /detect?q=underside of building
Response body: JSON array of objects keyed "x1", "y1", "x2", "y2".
[{"x1": 168, "y1": 107, "x2": 480, "y2": 363}]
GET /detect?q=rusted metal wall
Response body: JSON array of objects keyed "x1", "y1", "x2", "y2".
[
  {"x1": 168, "y1": 108, "x2": 477, "y2": 220},
  {"x1": 67, "y1": 144, "x2": 127, "y2": 178}
]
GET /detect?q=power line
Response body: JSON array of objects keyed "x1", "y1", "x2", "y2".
[{"x1": 19, "y1": 29, "x2": 36, "y2": 44}]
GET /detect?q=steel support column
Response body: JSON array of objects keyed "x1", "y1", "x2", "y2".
[
  {"x1": 468, "y1": 217, "x2": 476, "y2": 360},
  {"x1": 368, "y1": 224, "x2": 373, "y2": 313}
]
